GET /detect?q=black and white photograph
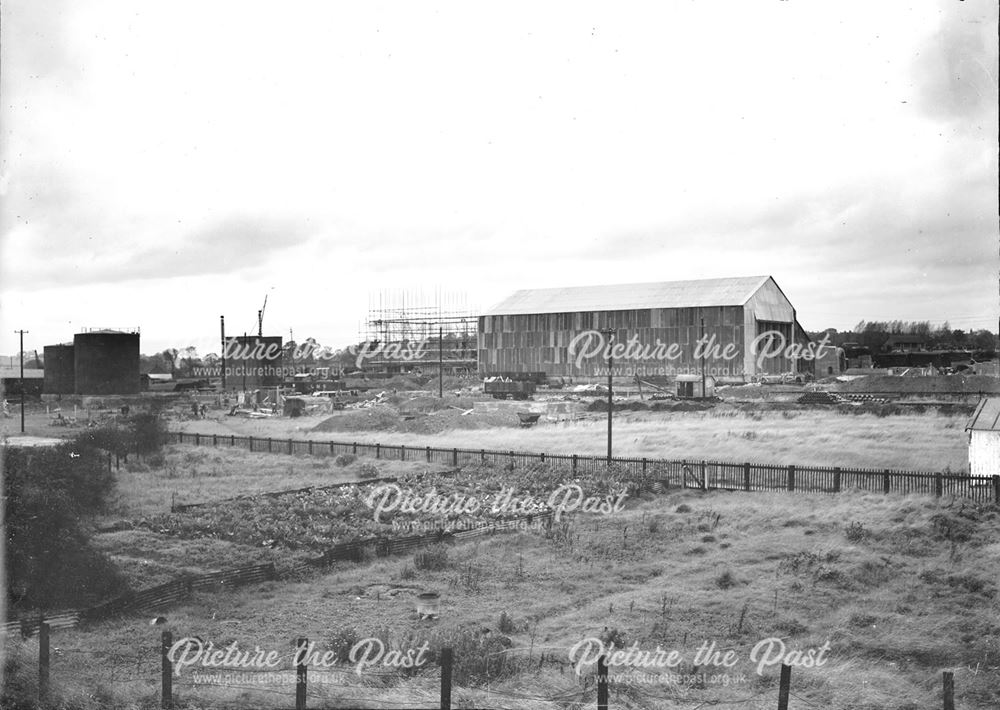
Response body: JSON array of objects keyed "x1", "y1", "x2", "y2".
[{"x1": 1, "y1": 2, "x2": 998, "y2": 708}]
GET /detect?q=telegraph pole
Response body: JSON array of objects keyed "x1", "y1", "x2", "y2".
[
  {"x1": 602, "y1": 328, "x2": 614, "y2": 464},
  {"x1": 700, "y1": 317, "x2": 706, "y2": 399},
  {"x1": 14, "y1": 330, "x2": 28, "y2": 433},
  {"x1": 220, "y1": 316, "x2": 227, "y2": 390},
  {"x1": 438, "y1": 326, "x2": 444, "y2": 398}
]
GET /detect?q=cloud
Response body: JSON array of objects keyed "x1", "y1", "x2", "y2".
[{"x1": 3, "y1": 214, "x2": 316, "y2": 290}]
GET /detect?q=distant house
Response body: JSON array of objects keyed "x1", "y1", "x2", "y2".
[
  {"x1": 966, "y1": 398, "x2": 1000, "y2": 476},
  {"x1": 883, "y1": 334, "x2": 926, "y2": 353}
]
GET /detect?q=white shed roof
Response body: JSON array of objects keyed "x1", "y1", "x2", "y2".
[
  {"x1": 483, "y1": 276, "x2": 774, "y2": 316},
  {"x1": 967, "y1": 398, "x2": 1000, "y2": 432}
]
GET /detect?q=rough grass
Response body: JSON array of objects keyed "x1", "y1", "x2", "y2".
[
  {"x1": 16, "y1": 489, "x2": 1000, "y2": 710},
  {"x1": 173, "y1": 407, "x2": 970, "y2": 471}
]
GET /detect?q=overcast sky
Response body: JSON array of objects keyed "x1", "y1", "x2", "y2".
[{"x1": 1, "y1": 1, "x2": 997, "y2": 356}]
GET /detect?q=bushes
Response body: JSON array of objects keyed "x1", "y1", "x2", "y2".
[{"x1": 4, "y1": 443, "x2": 128, "y2": 610}]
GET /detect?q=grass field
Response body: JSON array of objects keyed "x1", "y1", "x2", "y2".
[
  {"x1": 172, "y1": 407, "x2": 972, "y2": 472},
  {"x1": 7, "y1": 487, "x2": 999, "y2": 709}
]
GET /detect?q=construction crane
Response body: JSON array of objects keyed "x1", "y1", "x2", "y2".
[{"x1": 258, "y1": 294, "x2": 268, "y2": 338}]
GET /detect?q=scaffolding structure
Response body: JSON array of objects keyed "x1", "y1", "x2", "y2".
[{"x1": 361, "y1": 289, "x2": 478, "y2": 375}]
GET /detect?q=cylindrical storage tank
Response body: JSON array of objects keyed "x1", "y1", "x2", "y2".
[
  {"x1": 73, "y1": 331, "x2": 141, "y2": 395},
  {"x1": 43, "y1": 343, "x2": 76, "y2": 395}
]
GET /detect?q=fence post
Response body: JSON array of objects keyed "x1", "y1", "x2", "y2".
[
  {"x1": 787, "y1": 465, "x2": 795, "y2": 492},
  {"x1": 453, "y1": 448, "x2": 458, "y2": 466},
  {"x1": 308, "y1": 440, "x2": 313, "y2": 455},
  {"x1": 481, "y1": 449, "x2": 486, "y2": 463},
  {"x1": 440, "y1": 647, "x2": 453, "y2": 710},
  {"x1": 883, "y1": 469, "x2": 891, "y2": 495},
  {"x1": 267, "y1": 437, "x2": 272, "y2": 453},
  {"x1": 401, "y1": 444, "x2": 406, "y2": 461},
  {"x1": 743, "y1": 462, "x2": 751, "y2": 492},
  {"x1": 376, "y1": 443, "x2": 381, "y2": 459},
  {"x1": 935, "y1": 472, "x2": 943, "y2": 497},
  {"x1": 212, "y1": 434, "x2": 217, "y2": 447},
  {"x1": 296, "y1": 637, "x2": 308, "y2": 710},
  {"x1": 195, "y1": 433, "x2": 200, "y2": 446},
  {"x1": 573, "y1": 454, "x2": 578, "y2": 474},
  {"x1": 833, "y1": 467, "x2": 841, "y2": 493},
  {"x1": 540, "y1": 452, "x2": 545, "y2": 464},
  {"x1": 427, "y1": 446, "x2": 432, "y2": 463},
  {"x1": 231, "y1": 434, "x2": 235, "y2": 447},
  {"x1": 161, "y1": 630, "x2": 173, "y2": 709},
  {"x1": 597, "y1": 654, "x2": 609, "y2": 710},
  {"x1": 942, "y1": 670, "x2": 954, "y2": 710},
  {"x1": 330, "y1": 442, "x2": 335, "y2": 455},
  {"x1": 993, "y1": 475, "x2": 1000, "y2": 505},
  {"x1": 353, "y1": 441, "x2": 358, "y2": 454},
  {"x1": 701, "y1": 460, "x2": 707, "y2": 491},
  {"x1": 777, "y1": 663, "x2": 791, "y2": 710},
  {"x1": 38, "y1": 621, "x2": 49, "y2": 702}
]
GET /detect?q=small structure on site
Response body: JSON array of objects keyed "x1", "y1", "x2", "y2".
[{"x1": 965, "y1": 397, "x2": 1000, "y2": 475}]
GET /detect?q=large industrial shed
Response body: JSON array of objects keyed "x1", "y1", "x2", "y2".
[{"x1": 478, "y1": 275, "x2": 811, "y2": 382}]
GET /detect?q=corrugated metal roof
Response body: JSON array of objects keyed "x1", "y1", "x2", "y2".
[
  {"x1": 483, "y1": 276, "x2": 773, "y2": 316},
  {"x1": 966, "y1": 397, "x2": 1000, "y2": 432}
]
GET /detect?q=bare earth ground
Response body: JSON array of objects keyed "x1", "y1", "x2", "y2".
[{"x1": 7, "y1": 489, "x2": 999, "y2": 709}]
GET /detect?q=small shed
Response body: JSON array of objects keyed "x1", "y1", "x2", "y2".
[
  {"x1": 965, "y1": 398, "x2": 1000, "y2": 476},
  {"x1": 675, "y1": 374, "x2": 715, "y2": 399}
]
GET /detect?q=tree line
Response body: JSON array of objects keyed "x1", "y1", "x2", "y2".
[{"x1": 809, "y1": 322, "x2": 996, "y2": 353}]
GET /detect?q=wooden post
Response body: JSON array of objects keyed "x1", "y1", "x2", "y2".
[
  {"x1": 573, "y1": 454, "x2": 578, "y2": 473},
  {"x1": 231, "y1": 434, "x2": 235, "y2": 446},
  {"x1": 296, "y1": 637, "x2": 308, "y2": 710},
  {"x1": 743, "y1": 462, "x2": 751, "y2": 492},
  {"x1": 701, "y1": 460, "x2": 707, "y2": 491},
  {"x1": 401, "y1": 445, "x2": 406, "y2": 461},
  {"x1": 161, "y1": 630, "x2": 173, "y2": 709},
  {"x1": 787, "y1": 465, "x2": 795, "y2": 492},
  {"x1": 777, "y1": 663, "x2": 791, "y2": 710},
  {"x1": 540, "y1": 452, "x2": 545, "y2": 464},
  {"x1": 883, "y1": 469, "x2": 891, "y2": 495},
  {"x1": 452, "y1": 448, "x2": 458, "y2": 466},
  {"x1": 935, "y1": 471, "x2": 943, "y2": 497},
  {"x1": 195, "y1": 433, "x2": 200, "y2": 446},
  {"x1": 267, "y1": 437, "x2": 272, "y2": 453},
  {"x1": 212, "y1": 434, "x2": 217, "y2": 447},
  {"x1": 353, "y1": 441, "x2": 358, "y2": 454},
  {"x1": 993, "y1": 475, "x2": 1000, "y2": 505},
  {"x1": 308, "y1": 440, "x2": 313, "y2": 455},
  {"x1": 427, "y1": 446, "x2": 432, "y2": 462},
  {"x1": 330, "y1": 442, "x2": 335, "y2": 455},
  {"x1": 833, "y1": 467, "x2": 841, "y2": 493},
  {"x1": 440, "y1": 647, "x2": 453, "y2": 710},
  {"x1": 480, "y1": 449, "x2": 486, "y2": 463},
  {"x1": 38, "y1": 621, "x2": 49, "y2": 702},
  {"x1": 376, "y1": 443, "x2": 381, "y2": 459},
  {"x1": 942, "y1": 670, "x2": 954, "y2": 710},
  {"x1": 597, "y1": 654, "x2": 609, "y2": 710},
  {"x1": 288, "y1": 438, "x2": 293, "y2": 455}
]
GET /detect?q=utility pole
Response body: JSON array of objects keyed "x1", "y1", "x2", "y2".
[
  {"x1": 438, "y1": 326, "x2": 444, "y2": 398},
  {"x1": 603, "y1": 328, "x2": 614, "y2": 464},
  {"x1": 14, "y1": 330, "x2": 28, "y2": 433},
  {"x1": 700, "y1": 317, "x2": 706, "y2": 400},
  {"x1": 220, "y1": 316, "x2": 226, "y2": 390}
]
